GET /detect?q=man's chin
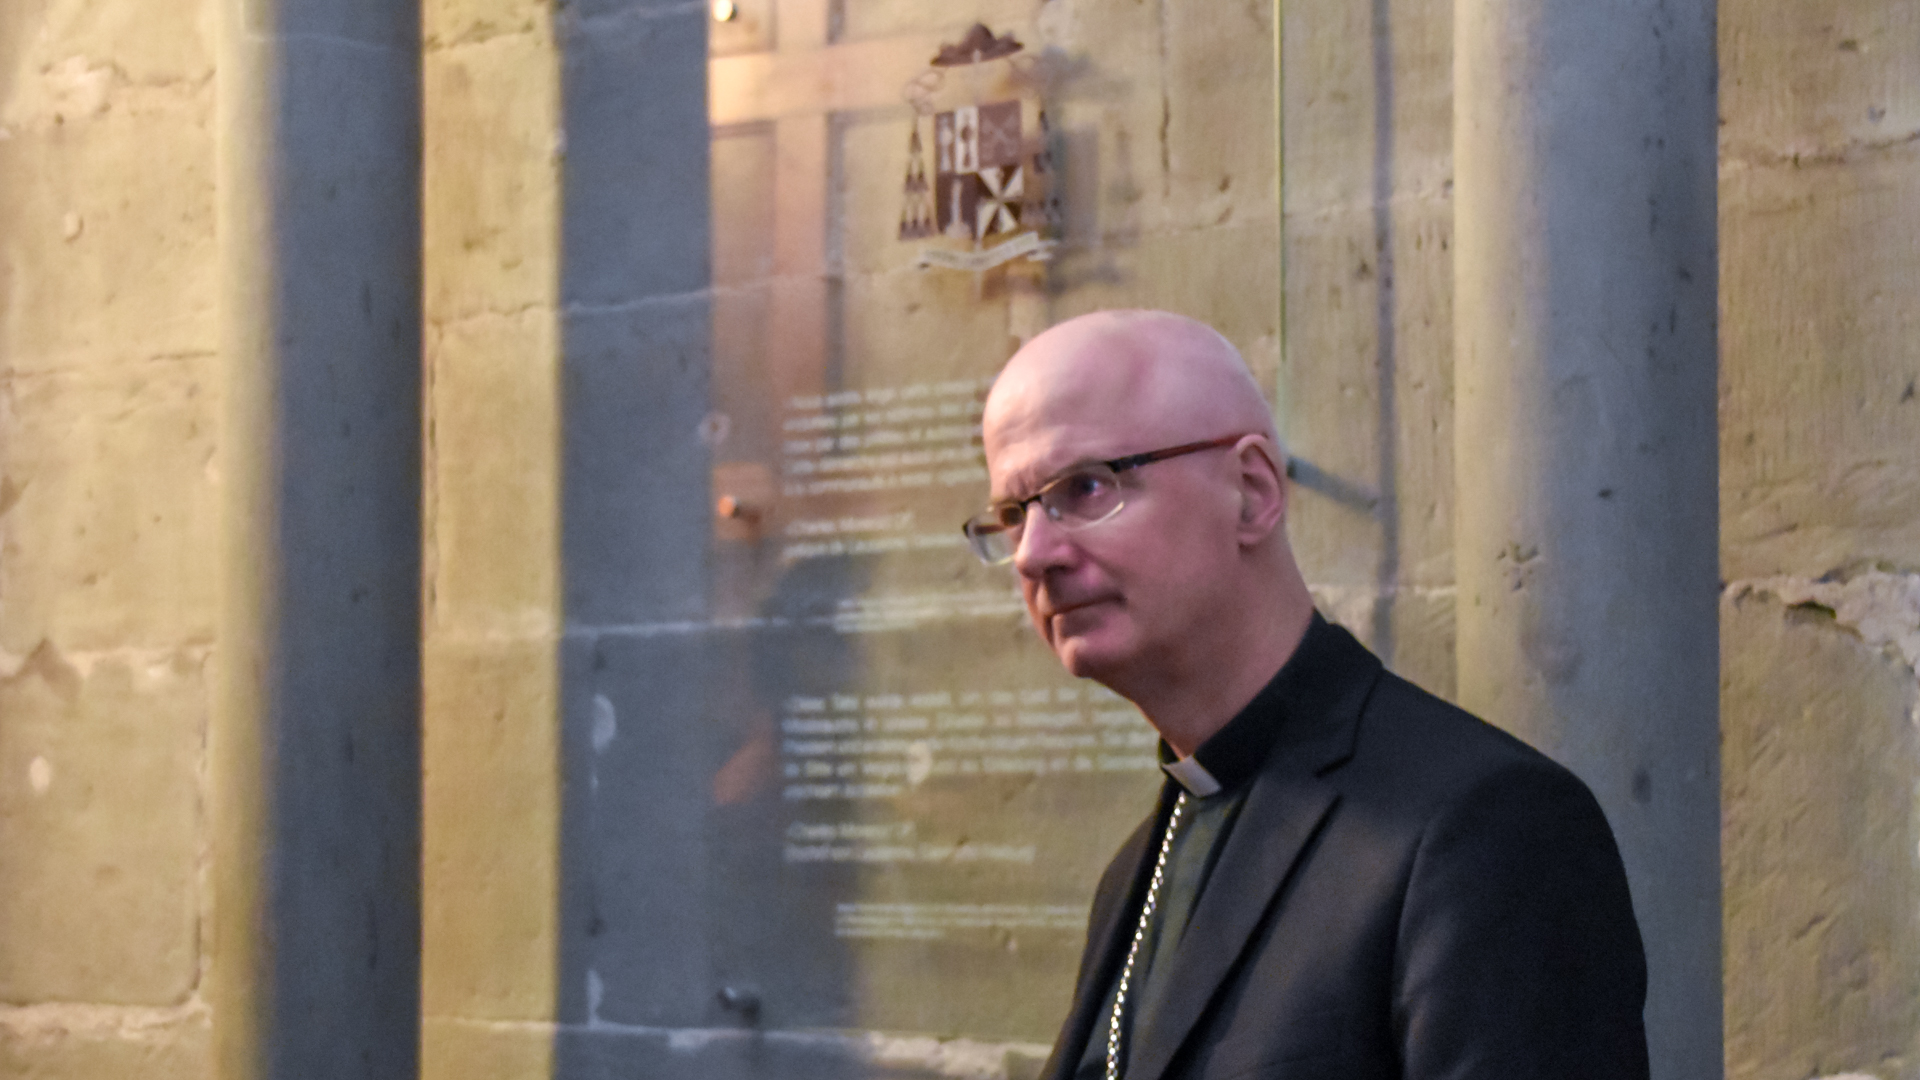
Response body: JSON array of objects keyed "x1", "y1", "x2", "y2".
[{"x1": 1052, "y1": 632, "x2": 1133, "y2": 682}]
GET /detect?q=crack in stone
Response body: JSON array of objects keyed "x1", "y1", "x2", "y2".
[
  {"x1": 1721, "y1": 128, "x2": 1920, "y2": 170},
  {"x1": 1729, "y1": 569, "x2": 1920, "y2": 676},
  {"x1": 0, "y1": 999, "x2": 209, "y2": 1040},
  {"x1": 1729, "y1": 570, "x2": 1920, "y2": 730}
]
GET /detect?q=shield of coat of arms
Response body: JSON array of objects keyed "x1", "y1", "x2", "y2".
[{"x1": 898, "y1": 24, "x2": 1060, "y2": 271}]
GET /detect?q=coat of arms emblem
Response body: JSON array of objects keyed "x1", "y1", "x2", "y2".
[{"x1": 900, "y1": 24, "x2": 1060, "y2": 272}]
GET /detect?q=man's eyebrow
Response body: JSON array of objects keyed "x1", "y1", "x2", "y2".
[{"x1": 991, "y1": 458, "x2": 1107, "y2": 506}]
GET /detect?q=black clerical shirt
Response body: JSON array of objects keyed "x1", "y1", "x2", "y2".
[{"x1": 1072, "y1": 614, "x2": 1331, "y2": 1080}]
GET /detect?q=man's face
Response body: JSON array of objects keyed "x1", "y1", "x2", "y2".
[{"x1": 983, "y1": 403, "x2": 1243, "y2": 686}]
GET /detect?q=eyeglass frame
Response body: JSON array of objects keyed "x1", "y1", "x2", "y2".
[{"x1": 961, "y1": 433, "x2": 1254, "y2": 565}]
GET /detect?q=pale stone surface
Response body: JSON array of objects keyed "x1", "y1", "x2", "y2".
[
  {"x1": 0, "y1": 100, "x2": 216, "y2": 374},
  {"x1": 421, "y1": 1016, "x2": 554, "y2": 1080},
  {"x1": 1720, "y1": 0, "x2": 1920, "y2": 161},
  {"x1": 0, "y1": 0, "x2": 213, "y2": 105},
  {"x1": 424, "y1": 0, "x2": 553, "y2": 49},
  {"x1": 0, "y1": 648, "x2": 202, "y2": 1004},
  {"x1": 0, "y1": 357, "x2": 219, "y2": 654},
  {"x1": 1049, "y1": 220, "x2": 1280, "y2": 358},
  {"x1": 425, "y1": 309, "x2": 560, "y2": 637},
  {"x1": 1038, "y1": 0, "x2": 1172, "y2": 242},
  {"x1": 0, "y1": 1012, "x2": 210, "y2": 1079},
  {"x1": 1722, "y1": 590, "x2": 1920, "y2": 1080},
  {"x1": 1281, "y1": 196, "x2": 1453, "y2": 592},
  {"x1": 0, "y1": 0, "x2": 217, "y2": 1066},
  {"x1": 1278, "y1": 0, "x2": 1454, "y2": 687},
  {"x1": 1282, "y1": 0, "x2": 1453, "y2": 216},
  {"x1": 839, "y1": 269, "x2": 1020, "y2": 385},
  {"x1": 1719, "y1": 5, "x2": 1920, "y2": 1077},
  {"x1": 1719, "y1": 141, "x2": 1920, "y2": 581},
  {"x1": 422, "y1": 0, "x2": 565, "y2": 1057},
  {"x1": 1159, "y1": 0, "x2": 1279, "y2": 233},
  {"x1": 422, "y1": 26, "x2": 561, "y2": 326},
  {"x1": 421, "y1": 636, "x2": 560, "y2": 1021}
]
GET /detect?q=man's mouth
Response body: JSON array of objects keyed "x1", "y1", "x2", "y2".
[{"x1": 1045, "y1": 595, "x2": 1116, "y2": 621}]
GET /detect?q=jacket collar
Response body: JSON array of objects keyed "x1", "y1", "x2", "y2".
[
  {"x1": 1042, "y1": 613, "x2": 1383, "y2": 1080},
  {"x1": 1161, "y1": 610, "x2": 1364, "y2": 796}
]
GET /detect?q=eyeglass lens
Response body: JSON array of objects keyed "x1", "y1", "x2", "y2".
[{"x1": 965, "y1": 465, "x2": 1126, "y2": 563}]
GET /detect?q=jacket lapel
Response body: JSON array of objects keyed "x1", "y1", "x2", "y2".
[
  {"x1": 1123, "y1": 773, "x2": 1338, "y2": 1080},
  {"x1": 1040, "y1": 790, "x2": 1177, "y2": 1080},
  {"x1": 1126, "y1": 632, "x2": 1381, "y2": 1080}
]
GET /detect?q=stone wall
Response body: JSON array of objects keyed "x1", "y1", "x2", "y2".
[
  {"x1": 2, "y1": 0, "x2": 1918, "y2": 1077},
  {"x1": 1719, "y1": 1, "x2": 1920, "y2": 1077},
  {"x1": 419, "y1": 0, "x2": 565, "y2": 1074},
  {"x1": 1282, "y1": 0, "x2": 1458, "y2": 701},
  {"x1": 0, "y1": 0, "x2": 217, "y2": 1074}
]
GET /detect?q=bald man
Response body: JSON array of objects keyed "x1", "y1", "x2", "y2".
[{"x1": 963, "y1": 311, "x2": 1648, "y2": 1080}]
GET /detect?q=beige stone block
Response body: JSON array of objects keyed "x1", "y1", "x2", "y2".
[
  {"x1": 1721, "y1": 0, "x2": 1920, "y2": 163},
  {"x1": 1277, "y1": 195, "x2": 1452, "y2": 590},
  {"x1": 0, "y1": 357, "x2": 219, "y2": 654},
  {"x1": 839, "y1": 270, "x2": 1016, "y2": 387},
  {"x1": 1041, "y1": 1, "x2": 1171, "y2": 242},
  {"x1": 423, "y1": 29, "x2": 561, "y2": 325},
  {"x1": 426, "y1": 310, "x2": 560, "y2": 637},
  {"x1": 0, "y1": 646, "x2": 203, "y2": 1004},
  {"x1": 1162, "y1": 0, "x2": 1278, "y2": 232},
  {"x1": 421, "y1": 1015, "x2": 553, "y2": 1080},
  {"x1": 1722, "y1": 590, "x2": 1920, "y2": 1080},
  {"x1": 0, "y1": 103, "x2": 216, "y2": 373},
  {"x1": 0, "y1": 1013, "x2": 211, "y2": 1080},
  {"x1": 0, "y1": 0, "x2": 212, "y2": 112},
  {"x1": 1719, "y1": 143, "x2": 1920, "y2": 579},
  {"x1": 1050, "y1": 219, "x2": 1280, "y2": 358},
  {"x1": 422, "y1": 635, "x2": 559, "y2": 1021},
  {"x1": 425, "y1": 0, "x2": 552, "y2": 50},
  {"x1": 1282, "y1": 0, "x2": 1453, "y2": 217}
]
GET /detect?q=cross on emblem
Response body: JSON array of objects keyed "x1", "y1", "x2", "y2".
[
  {"x1": 933, "y1": 101, "x2": 1024, "y2": 242},
  {"x1": 897, "y1": 24, "x2": 1059, "y2": 269}
]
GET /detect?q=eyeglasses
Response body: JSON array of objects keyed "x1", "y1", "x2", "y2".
[{"x1": 961, "y1": 434, "x2": 1248, "y2": 565}]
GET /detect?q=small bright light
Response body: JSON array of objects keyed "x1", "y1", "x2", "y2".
[{"x1": 711, "y1": 0, "x2": 737, "y2": 21}]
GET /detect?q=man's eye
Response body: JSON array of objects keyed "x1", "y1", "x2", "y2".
[
  {"x1": 1057, "y1": 471, "x2": 1109, "y2": 504},
  {"x1": 992, "y1": 504, "x2": 1025, "y2": 529}
]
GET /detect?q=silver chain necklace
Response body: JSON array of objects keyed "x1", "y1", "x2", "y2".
[{"x1": 1107, "y1": 791, "x2": 1189, "y2": 1080}]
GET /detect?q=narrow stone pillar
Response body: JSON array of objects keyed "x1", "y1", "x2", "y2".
[
  {"x1": 1453, "y1": 2, "x2": 1720, "y2": 1078},
  {"x1": 212, "y1": 0, "x2": 422, "y2": 1075}
]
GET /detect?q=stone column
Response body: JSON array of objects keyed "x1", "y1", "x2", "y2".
[
  {"x1": 212, "y1": 0, "x2": 422, "y2": 1075},
  {"x1": 1452, "y1": 1, "x2": 1720, "y2": 1078}
]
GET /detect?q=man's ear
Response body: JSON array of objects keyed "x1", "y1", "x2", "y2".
[{"x1": 1233, "y1": 435, "x2": 1287, "y2": 544}]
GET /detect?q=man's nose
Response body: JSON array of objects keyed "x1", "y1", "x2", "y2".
[{"x1": 1011, "y1": 508, "x2": 1077, "y2": 577}]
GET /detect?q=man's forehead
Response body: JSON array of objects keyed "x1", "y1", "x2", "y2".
[
  {"x1": 986, "y1": 419, "x2": 1114, "y2": 499},
  {"x1": 981, "y1": 311, "x2": 1269, "y2": 494}
]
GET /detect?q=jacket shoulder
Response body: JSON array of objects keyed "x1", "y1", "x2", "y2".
[{"x1": 1337, "y1": 671, "x2": 1602, "y2": 824}]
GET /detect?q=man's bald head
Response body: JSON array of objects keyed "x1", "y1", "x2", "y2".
[
  {"x1": 984, "y1": 311, "x2": 1280, "y2": 479},
  {"x1": 976, "y1": 310, "x2": 1312, "y2": 749}
]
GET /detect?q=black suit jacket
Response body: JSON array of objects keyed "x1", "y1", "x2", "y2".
[{"x1": 1041, "y1": 619, "x2": 1648, "y2": 1080}]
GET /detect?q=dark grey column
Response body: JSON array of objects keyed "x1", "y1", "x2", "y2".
[
  {"x1": 549, "y1": 0, "x2": 717, "y2": 1053},
  {"x1": 213, "y1": 0, "x2": 422, "y2": 1075},
  {"x1": 1452, "y1": 1, "x2": 1721, "y2": 1078}
]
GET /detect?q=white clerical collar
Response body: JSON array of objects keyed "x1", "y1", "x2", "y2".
[{"x1": 1162, "y1": 754, "x2": 1223, "y2": 798}]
